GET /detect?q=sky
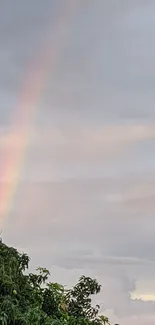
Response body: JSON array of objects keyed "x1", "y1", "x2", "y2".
[{"x1": 1, "y1": 0, "x2": 155, "y2": 324}]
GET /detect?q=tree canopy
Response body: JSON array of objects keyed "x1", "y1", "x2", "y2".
[{"x1": 0, "y1": 239, "x2": 110, "y2": 325}]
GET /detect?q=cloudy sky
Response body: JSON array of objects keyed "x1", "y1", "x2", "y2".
[{"x1": 1, "y1": 0, "x2": 155, "y2": 324}]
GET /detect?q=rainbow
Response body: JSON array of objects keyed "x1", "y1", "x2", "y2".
[{"x1": 0, "y1": 0, "x2": 79, "y2": 228}]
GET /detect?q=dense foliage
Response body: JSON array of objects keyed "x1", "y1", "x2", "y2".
[{"x1": 0, "y1": 239, "x2": 110, "y2": 325}]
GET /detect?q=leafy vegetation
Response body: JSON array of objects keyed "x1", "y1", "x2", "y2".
[{"x1": 0, "y1": 239, "x2": 110, "y2": 325}]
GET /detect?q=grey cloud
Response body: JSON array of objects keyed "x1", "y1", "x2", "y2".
[
  {"x1": 3, "y1": 123, "x2": 152, "y2": 182},
  {"x1": 3, "y1": 178, "x2": 155, "y2": 262},
  {"x1": 47, "y1": 254, "x2": 155, "y2": 273},
  {"x1": 39, "y1": 0, "x2": 155, "y2": 124},
  {"x1": 1, "y1": 0, "x2": 155, "y2": 127},
  {"x1": 0, "y1": 0, "x2": 62, "y2": 125}
]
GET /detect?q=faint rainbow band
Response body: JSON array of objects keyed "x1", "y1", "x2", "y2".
[{"x1": 0, "y1": 0, "x2": 79, "y2": 227}]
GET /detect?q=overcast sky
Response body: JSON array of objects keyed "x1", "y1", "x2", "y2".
[{"x1": 1, "y1": 1, "x2": 155, "y2": 324}]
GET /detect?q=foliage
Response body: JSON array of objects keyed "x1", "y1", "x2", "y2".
[{"x1": 0, "y1": 239, "x2": 110, "y2": 325}]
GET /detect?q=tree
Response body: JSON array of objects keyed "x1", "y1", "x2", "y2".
[
  {"x1": 100, "y1": 316, "x2": 110, "y2": 325},
  {"x1": 0, "y1": 239, "x2": 110, "y2": 325}
]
